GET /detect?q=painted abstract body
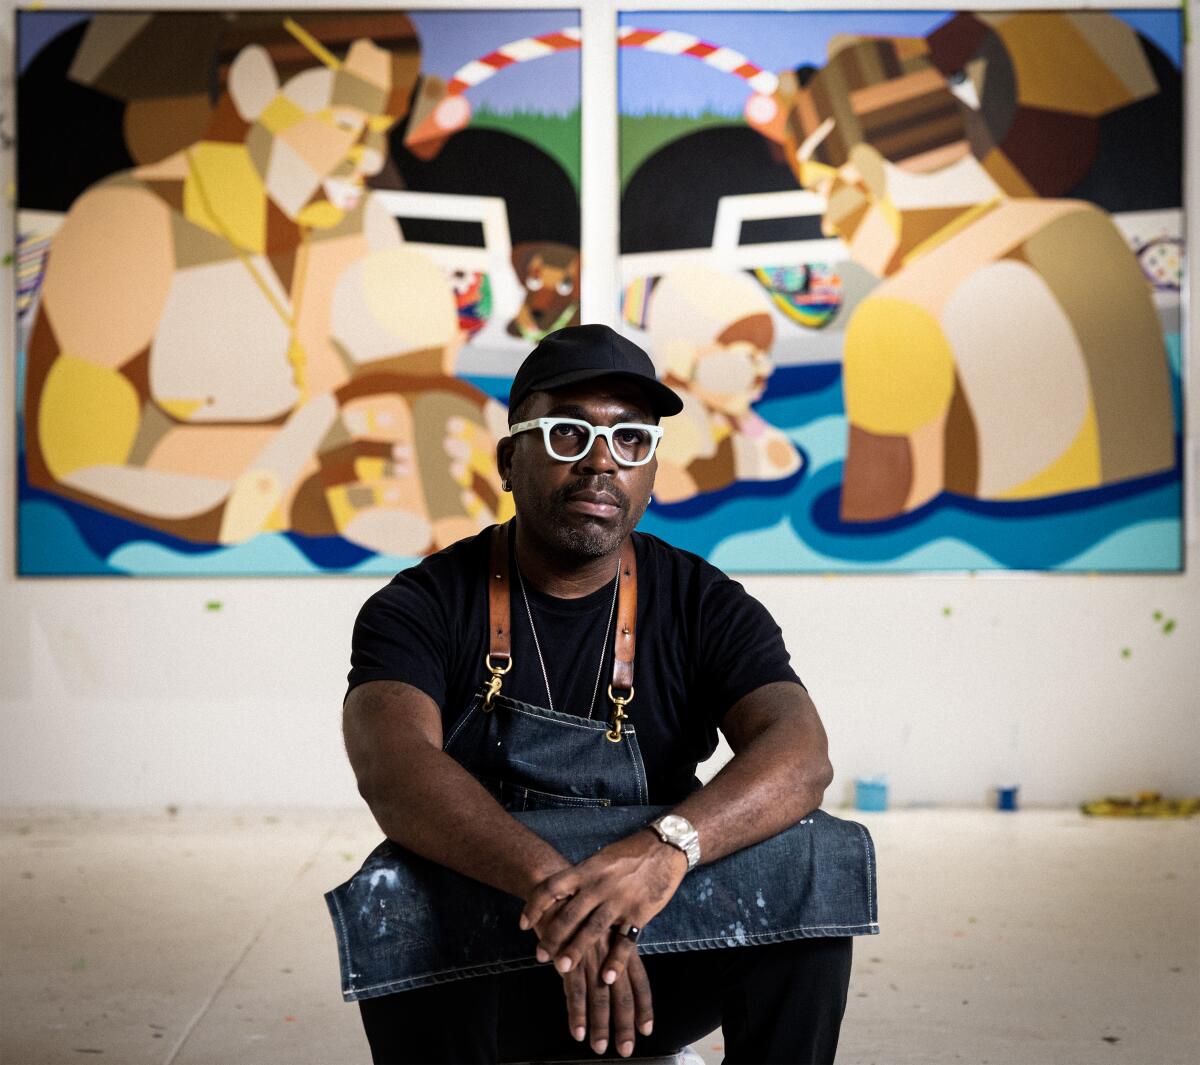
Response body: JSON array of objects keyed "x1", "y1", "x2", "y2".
[
  {"x1": 620, "y1": 9, "x2": 1183, "y2": 570},
  {"x1": 17, "y1": 10, "x2": 580, "y2": 575}
]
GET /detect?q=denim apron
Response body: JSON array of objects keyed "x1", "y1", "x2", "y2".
[{"x1": 327, "y1": 526, "x2": 878, "y2": 1002}]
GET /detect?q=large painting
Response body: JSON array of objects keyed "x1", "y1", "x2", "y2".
[
  {"x1": 16, "y1": 9, "x2": 580, "y2": 575},
  {"x1": 619, "y1": 9, "x2": 1184, "y2": 571}
]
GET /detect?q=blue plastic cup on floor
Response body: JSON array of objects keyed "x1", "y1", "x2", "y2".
[
  {"x1": 855, "y1": 778, "x2": 888, "y2": 812},
  {"x1": 996, "y1": 786, "x2": 1019, "y2": 811}
]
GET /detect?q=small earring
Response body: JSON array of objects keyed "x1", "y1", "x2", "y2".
[{"x1": 501, "y1": 479, "x2": 511, "y2": 492}]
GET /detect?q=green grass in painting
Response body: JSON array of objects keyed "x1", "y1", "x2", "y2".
[
  {"x1": 469, "y1": 105, "x2": 581, "y2": 196},
  {"x1": 619, "y1": 110, "x2": 743, "y2": 191}
]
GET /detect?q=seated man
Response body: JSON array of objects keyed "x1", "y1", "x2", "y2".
[{"x1": 338, "y1": 324, "x2": 874, "y2": 1063}]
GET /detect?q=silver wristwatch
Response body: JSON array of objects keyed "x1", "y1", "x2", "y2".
[{"x1": 649, "y1": 814, "x2": 701, "y2": 871}]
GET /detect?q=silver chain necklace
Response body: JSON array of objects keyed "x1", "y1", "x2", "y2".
[{"x1": 516, "y1": 560, "x2": 620, "y2": 719}]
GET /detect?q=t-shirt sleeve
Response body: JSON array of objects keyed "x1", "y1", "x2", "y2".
[
  {"x1": 345, "y1": 572, "x2": 452, "y2": 708},
  {"x1": 695, "y1": 574, "x2": 803, "y2": 724}
]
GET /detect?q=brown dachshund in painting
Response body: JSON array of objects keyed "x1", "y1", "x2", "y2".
[{"x1": 506, "y1": 241, "x2": 581, "y2": 341}]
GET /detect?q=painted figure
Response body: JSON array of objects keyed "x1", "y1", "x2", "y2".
[
  {"x1": 23, "y1": 14, "x2": 512, "y2": 556},
  {"x1": 761, "y1": 12, "x2": 1176, "y2": 521},
  {"x1": 507, "y1": 241, "x2": 582, "y2": 341},
  {"x1": 645, "y1": 265, "x2": 802, "y2": 504}
]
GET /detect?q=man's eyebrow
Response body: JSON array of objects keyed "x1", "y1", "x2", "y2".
[{"x1": 544, "y1": 403, "x2": 652, "y2": 423}]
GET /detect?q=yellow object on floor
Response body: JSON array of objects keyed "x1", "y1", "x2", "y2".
[{"x1": 1080, "y1": 791, "x2": 1200, "y2": 818}]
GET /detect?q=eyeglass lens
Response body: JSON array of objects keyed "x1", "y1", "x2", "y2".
[{"x1": 547, "y1": 421, "x2": 655, "y2": 464}]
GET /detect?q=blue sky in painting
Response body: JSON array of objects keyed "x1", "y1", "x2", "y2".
[{"x1": 618, "y1": 8, "x2": 1183, "y2": 115}]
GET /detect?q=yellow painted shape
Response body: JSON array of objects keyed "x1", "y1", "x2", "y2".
[
  {"x1": 354, "y1": 457, "x2": 388, "y2": 482},
  {"x1": 997, "y1": 401, "x2": 1101, "y2": 499},
  {"x1": 184, "y1": 143, "x2": 265, "y2": 252},
  {"x1": 38, "y1": 354, "x2": 140, "y2": 479},
  {"x1": 259, "y1": 95, "x2": 306, "y2": 134},
  {"x1": 496, "y1": 494, "x2": 516, "y2": 523},
  {"x1": 843, "y1": 298, "x2": 956, "y2": 436},
  {"x1": 996, "y1": 16, "x2": 1131, "y2": 116},
  {"x1": 297, "y1": 200, "x2": 346, "y2": 229},
  {"x1": 263, "y1": 503, "x2": 288, "y2": 532},
  {"x1": 325, "y1": 484, "x2": 356, "y2": 531},
  {"x1": 284, "y1": 16, "x2": 341, "y2": 71},
  {"x1": 157, "y1": 398, "x2": 205, "y2": 421}
]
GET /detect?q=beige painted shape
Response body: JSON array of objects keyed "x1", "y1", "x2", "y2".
[
  {"x1": 363, "y1": 193, "x2": 403, "y2": 251},
  {"x1": 1064, "y1": 14, "x2": 1159, "y2": 103},
  {"x1": 876, "y1": 199, "x2": 1083, "y2": 313},
  {"x1": 1020, "y1": 208, "x2": 1175, "y2": 483},
  {"x1": 881, "y1": 152, "x2": 1002, "y2": 212},
  {"x1": 331, "y1": 248, "x2": 457, "y2": 365},
  {"x1": 411, "y1": 391, "x2": 493, "y2": 523},
  {"x1": 291, "y1": 232, "x2": 372, "y2": 397},
  {"x1": 343, "y1": 507, "x2": 434, "y2": 556},
  {"x1": 731, "y1": 418, "x2": 802, "y2": 481},
  {"x1": 903, "y1": 412, "x2": 948, "y2": 511},
  {"x1": 265, "y1": 138, "x2": 321, "y2": 220},
  {"x1": 283, "y1": 67, "x2": 336, "y2": 113},
  {"x1": 42, "y1": 186, "x2": 175, "y2": 367},
  {"x1": 847, "y1": 204, "x2": 900, "y2": 278},
  {"x1": 144, "y1": 425, "x2": 278, "y2": 479},
  {"x1": 658, "y1": 390, "x2": 719, "y2": 467},
  {"x1": 229, "y1": 45, "x2": 280, "y2": 123},
  {"x1": 941, "y1": 259, "x2": 1091, "y2": 496},
  {"x1": 278, "y1": 114, "x2": 358, "y2": 179},
  {"x1": 150, "y1": 259, "x2": 296, "y2": 422},
  {"x1": 647, "y1": 265, "x2": 770, "y2": 350},
  {"x1": 66, "y1": 13, "x2": 151, "y2": 87},
  {"x1": 346, "y1": 38, "x2": 394, "y2": 93},
  {"x1": 59, "y1": 463, "x2": 230, "y2": 519}
]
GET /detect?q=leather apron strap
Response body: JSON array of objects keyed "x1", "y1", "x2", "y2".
[{"x1": 484, "y1": 521, "x2": 638, "y2": 742}]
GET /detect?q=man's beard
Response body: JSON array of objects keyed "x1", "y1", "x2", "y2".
[{"x1": 531, "y1": 476, "x2": 645, "y2": 559}]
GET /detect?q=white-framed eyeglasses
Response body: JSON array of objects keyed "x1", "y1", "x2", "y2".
[{"x1": 509, "y1": 417, "x2": 663, "y2": 467}]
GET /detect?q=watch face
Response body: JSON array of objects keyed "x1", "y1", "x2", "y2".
[{"x1": 661, "y1": 815, "x2": 688, "y2": 837}]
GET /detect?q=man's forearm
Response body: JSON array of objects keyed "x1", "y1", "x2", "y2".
[
  {"x1": 665, "y1": 688, "x2": 832, "y2": 867},
  {"x1": 362, "y1": 740, "x2": 570, "y2": 899}
]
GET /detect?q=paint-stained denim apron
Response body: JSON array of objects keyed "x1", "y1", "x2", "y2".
[{"x1": 327, "y1": 528, "x2": 878, "y2": 1002}]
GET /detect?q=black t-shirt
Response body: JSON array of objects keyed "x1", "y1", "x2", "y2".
[{"x1": 346, "y1": 527, "x2": 803, "y2": 803}]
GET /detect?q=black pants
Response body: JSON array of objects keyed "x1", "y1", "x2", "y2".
[{"x1": 359, "y1": 936, "x2": 853, "y2": 1064}]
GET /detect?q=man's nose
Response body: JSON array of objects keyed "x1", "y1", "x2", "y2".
[{"x1": 577, "y1": 432, "x2": 618, "y2": 473}]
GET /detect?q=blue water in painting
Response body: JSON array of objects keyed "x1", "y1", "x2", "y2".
[{"x1": 15, "y1": 334, "x2": 1183, "y2": 575}]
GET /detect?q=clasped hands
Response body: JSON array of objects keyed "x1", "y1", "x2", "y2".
[{"x1": 520, "y1": 830, "x2": 689, "y2": 1058}]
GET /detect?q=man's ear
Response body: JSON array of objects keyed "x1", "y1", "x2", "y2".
[
  {"x1": 496, "y1": 434, "x2": 515, "y2": 485},
  {"x1": 229, "y1": 45, "x2": 280, "y2": 122}
]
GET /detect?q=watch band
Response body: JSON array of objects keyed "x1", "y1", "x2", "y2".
[{"x1": 650, "y1": 815, "x2": 701, "y2": 871}]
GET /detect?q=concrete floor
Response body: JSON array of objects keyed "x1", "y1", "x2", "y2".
[{"x1": 1, "y1": 808, "x2": 1196, "y2": 1065}]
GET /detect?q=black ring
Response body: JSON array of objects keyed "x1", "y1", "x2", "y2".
[{"x1": 622, "y1": 925, "x2": 641, "y2": 943}]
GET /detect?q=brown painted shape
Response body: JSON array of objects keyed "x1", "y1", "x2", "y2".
[
  {"x1": 267, "y1": 251, "x2": 297, "y2": 295},
  {"x1": 265, "y1": 200, "x2": 300, "y2": 255},
  {"x1": 332, "y1": 69, "x2": 387, "y2": 115},
  {"x1": 142, "y1": 177, "x2": 185, "y2": 215},
  {"x1": 204, "y1": 94, "x2": 251, "y2": 146},
  {"x1": 20, "y1": 312, "x2": 64, "y2": 494},
  {"x1": 83, "y1": 14, "x2": 226, "y2": 100},
  {"x1": 1001, "y1": 106, "x2": 1099, "y2": 197},
  {"x1": 688, "y1": 435, "x2": 736, "y2": 494},
  {"x1": 943, "y1": 375, "x2": 979, "y2": 496},
  {"x1": 718, "y1": 313, "x2": 773, "y2": 351},
  {"x1": 170, "y1": 212, "x2": 236, "y2": 269},
  {"x1": 67, "y1": 14, "x2": 152, "y2": 88},
  {"x1": 1021, "y1": 209, "x2": 1175, "y2": 483},
  {"x1": 840, "y1": 425, "x2": 913, "y2": 522},
  {"x1": 927, "y1": 13, "x2": 990, "y2": 77},
  {"x1": 124, "y1": 94, "x2": 212, "y2": 166}
]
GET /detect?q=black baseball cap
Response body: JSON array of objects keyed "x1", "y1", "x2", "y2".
[{"x1": 508, "y1": 324, "x2": 683, "y2": 421}]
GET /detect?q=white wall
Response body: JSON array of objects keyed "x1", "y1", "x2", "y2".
[{"x1": 2, "y1": 0, "x2": 1196, "y2": 808}]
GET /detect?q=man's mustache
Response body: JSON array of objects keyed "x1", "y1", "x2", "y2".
[{"x1": 555, "y1": 477, "x2": 629, "y2": 511}]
